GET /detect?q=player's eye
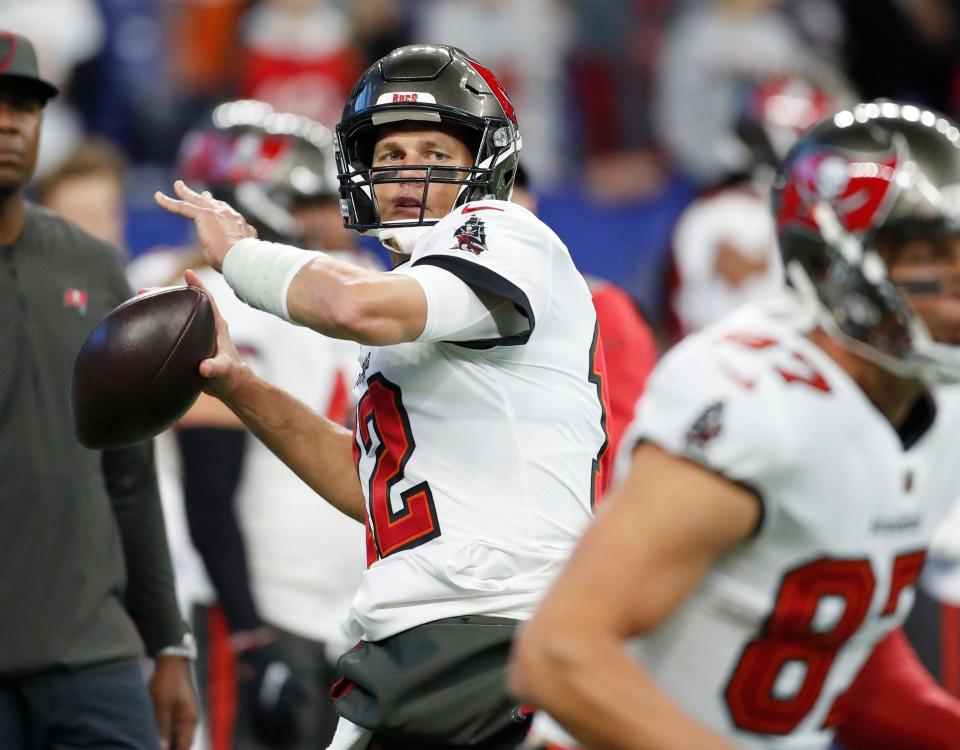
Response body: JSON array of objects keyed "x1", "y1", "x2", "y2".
[
  {"x1": 426, "y1": 151, "x2": 449, "y2": 162},
  {"x1": 374, "y1": 150, "x2": 402, "y2": 164}
]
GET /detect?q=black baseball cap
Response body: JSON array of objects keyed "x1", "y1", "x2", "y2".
[{"x1": 0, "y1": 32, "x2": 58, "y2": 102}]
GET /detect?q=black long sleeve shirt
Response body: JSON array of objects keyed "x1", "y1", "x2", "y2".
[{"x1": 0, "y1": 203, "x2": 188, "y2": 675}]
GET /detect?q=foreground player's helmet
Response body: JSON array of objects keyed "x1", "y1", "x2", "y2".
[
  {"x1": 774, "y1": 101, "x2": 960, "y2": 383},
  {"x1": 734, "y1": 70, "x2": 856, "y2": 174},
  {"x1": 335, "y1": 44, "x2": 521, "y2": 232},
  {"x1": 179, "y1": 100, "x2": 339, "y2": 242}
]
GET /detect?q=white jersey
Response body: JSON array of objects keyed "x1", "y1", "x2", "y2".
[
  {"x1": 619, "y1": 299, "x2": 960, "y2": 749},
  {"x1": 348, "y1": 200, "x2": 609, "y2": 642},
  {"x1": 672, "y1": 185, "x2": 783, "y2": 335},
  {"x1": 196, "y1": 268, "x2": 367, "y2": 651}
]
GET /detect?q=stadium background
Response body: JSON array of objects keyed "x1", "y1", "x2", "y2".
[{"x1": 18, "y1": 0, "x2": 960, "y2": 341}]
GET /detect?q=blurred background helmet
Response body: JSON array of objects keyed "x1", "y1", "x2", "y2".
[
  {"x1": 773, "y1": 101, "x2": 960, "y2": 383},
  {"x1": 178, "y1": 99, "x2": 339, "y2": 244},
  {"x1": 733, "y1": 67, "x2": 857, "y2": 178},
  {"x1": 335, "y1": 43, "x2": 522, "y2": 232}
]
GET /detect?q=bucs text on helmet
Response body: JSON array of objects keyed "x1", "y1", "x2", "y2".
[
  {"x1": 335, "y1": 44, "x2": 522, "y2": 233},
  {"x1": 178, "y1": 100, "x2": 339, "y2": 243},
  {"x1": 773, "y1": 100, "x2": 960, "y2": 383}
]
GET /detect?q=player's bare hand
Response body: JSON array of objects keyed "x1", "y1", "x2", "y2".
[
  {"x1": 184, "y1": 269, "x2": 252, "y2": 401},
  {"x1": 150, "y1": 654, "x2": 198, "y2": 750},
  {"x1": 154, "y1": 181, "x2": 257, "y2": 272}
]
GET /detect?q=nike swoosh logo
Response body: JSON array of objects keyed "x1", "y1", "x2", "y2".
[{"x1": 462, "y1": 205, "x2": 504, "y2": 214}]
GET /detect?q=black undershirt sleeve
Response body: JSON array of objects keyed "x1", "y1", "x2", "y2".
[
  {"x1": 178, "y1": 426, "x2": 262, "y2": 634},
  {"x1": 103, "y1": 439, "x2": 190, "y2": 655}
]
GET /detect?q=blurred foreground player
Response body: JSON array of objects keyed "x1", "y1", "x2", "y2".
[
  {"x1": 175, "y1": 100, "x2": 366, "y2": 750},
  {"x1": 512, "y1": 102, "x2": 960, "y2": 750},
  {"x1": 0, "y1": 31, "x2": 197, "y2": 750}
]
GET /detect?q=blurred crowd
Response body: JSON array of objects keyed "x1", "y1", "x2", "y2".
[{"x1": 16, "y1": 0, "x2": 960, "y2": 339}]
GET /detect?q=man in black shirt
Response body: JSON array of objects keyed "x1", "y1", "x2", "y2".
[{"x1": 0, "y1": 31, "x2": 197, "y2": 750}]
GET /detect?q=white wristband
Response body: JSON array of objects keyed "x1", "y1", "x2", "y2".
[{"x1": 222, "y1": 238, "x2": 317, "y2": 322}]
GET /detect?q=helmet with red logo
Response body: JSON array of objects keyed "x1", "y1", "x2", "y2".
[
  {"x1": 178, "y1": 100, "x2": 338, "y2": 243},
  {"x1": 773, "y1": 100, "x2": 960, "y2": 383},
  {"x1": 734, "y1": 68, "x2": 855, "y2": 176},
  {"x1": 335, "y1": 44, "x2": 521, "y2": 233}
]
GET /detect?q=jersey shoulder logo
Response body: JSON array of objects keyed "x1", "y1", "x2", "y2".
[
  {"x1": 451, "y1": 215, "x2": 488, "y2": 256},
  {"x1": 684, "y1": 400, "x2": 725, "y2": 455}
]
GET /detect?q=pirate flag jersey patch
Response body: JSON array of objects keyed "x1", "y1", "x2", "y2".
[
  {"x1": 684, "y1": 400, "x2": 725, "y2": 456},
  {"x1": 452, "y1": 216, "x2": 488, "y2": 256}
]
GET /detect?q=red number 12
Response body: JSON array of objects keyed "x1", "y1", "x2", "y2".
[{"x1": 355, "y1": 374, "x2": 441, "y2": 560}]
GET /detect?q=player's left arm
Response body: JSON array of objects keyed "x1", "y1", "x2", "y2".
[
  {"x1": 835, "y1": 627, "x2": 960, "y2": 750},
  {"x1": 509, "y1": 442, "x2": 758, "y2": 750}
]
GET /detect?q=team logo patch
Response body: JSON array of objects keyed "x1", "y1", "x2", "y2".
[
  {"x1": 63, "y1": 287, "x2": 89, "y2": 315},
  {"x1": 452, "y1": 216, "x2": 488, "y2": 256},
  {"x1": 684, "y1": 401, "x2": 725, "y2": 454}
]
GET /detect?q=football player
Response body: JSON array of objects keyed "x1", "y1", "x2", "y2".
[
  {"x1": 156, "y1": 44, "x2": 610, "y2": 749},
  {"x1": 511, "y1": 101, "x2": 960, "y2": 750},
  {"x1": 670, "y1": 69, "x2": 855, "y2": 339},
  {"x1": 173, "y1": 100, "x2": 368, "y2": 750}
]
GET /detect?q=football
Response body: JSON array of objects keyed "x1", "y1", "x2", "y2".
[{"x1": 72, "y1": 285, "x2": 217, "y2": 449}]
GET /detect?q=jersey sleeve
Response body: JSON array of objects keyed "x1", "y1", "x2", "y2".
[
  {"x1": 618, "y1": 334, "x2": 793, "y2": 517},
  {"x1": 409, "y1": 201, "x2": 554, "y2": 347}
]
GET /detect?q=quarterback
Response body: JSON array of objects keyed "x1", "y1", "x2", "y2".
[
  {"x1": 512, "y1": 102, "x2": 960, "y2": 750},
  {"x1": 157, "y1": 44, "x2": 609, "y2": 749}
]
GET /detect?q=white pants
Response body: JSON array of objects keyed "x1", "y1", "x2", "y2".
[{"x1": 327, "y1": 718, "x2": 372, "y2": 750}]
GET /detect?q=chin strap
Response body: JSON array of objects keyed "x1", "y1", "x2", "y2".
[{"x1": 375, "y1": 225, "x2": 433, "y2": 258}]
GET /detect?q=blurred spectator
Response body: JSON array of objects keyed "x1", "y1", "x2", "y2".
[
  {"x1": 0, "y1": 0, "x2": 106, "y2": 176},
  {"x1": 174, "y1": 101, "x2": 366, "y2": 750},
  {"x1": 842, "y1": 0, "x2": 960, "y2": 116},
  {"x1": 341, "y1": 0, "x2": 410, "y2": 63},
  {"x1": 668, "y1": 70, "x2": 855, "y2": 339},
  {"x1": 36, "y1": 137, "x2": 128, "y2": 255},
  {"x1": 237, "y1": 0, "x2": 365, "y2": 127},
  {"x1": 414, "y1": 0, "x2": 574, "y2": 186},
  {"x1": 567, "y1": 0, "x2": 672, "y2": 156},
  {"x1": 654, "y1": 0, "x2": 812, "y2": 184},
  {"x1": 169, "y1": 0, "x2": 248, "y2": 102}
]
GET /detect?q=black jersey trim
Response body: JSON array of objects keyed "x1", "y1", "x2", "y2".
[{"x1": 411, "y1": 255, "x2": 535, "y2": 349}]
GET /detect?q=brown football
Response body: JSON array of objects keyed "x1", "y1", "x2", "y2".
[{"x1": 72, "y1": 285, "x2": 216, "y2": 449}]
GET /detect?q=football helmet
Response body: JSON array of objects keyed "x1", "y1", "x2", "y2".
[
  {"x1": 178, "y1": 100, "x2": 339, "y2": 243},
  {"x1": 335, "y1": 44, "x2": 521, "y2": 233},
  {"x1": 773, "y1": 101, "x2": 960, "y2": 383},
  {"x1": 734, "y1": 69, "x2": 855, "y2": 175}
]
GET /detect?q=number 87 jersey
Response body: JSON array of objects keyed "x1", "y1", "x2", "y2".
[
  {"x1": 622, "y1": 299, "x2": 960, "y2": 750},
  {"x1": 347, "y1": 201, "x2": 610, "y2": 644}
]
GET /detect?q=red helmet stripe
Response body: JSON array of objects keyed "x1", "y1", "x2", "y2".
[{"x1": 466, "y1": 59, "x2": 518, "y2": 126}]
